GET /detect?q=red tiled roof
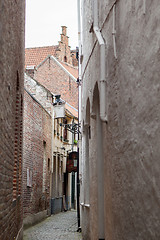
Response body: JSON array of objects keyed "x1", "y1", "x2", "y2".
[
  {"x1": 60, "y1": 62, "x2": 78, "y2": 79},
  {"x1": 25, "y1": 46, "x2": 78, "y2": 79},
  {"x1": 65, "y1": 103, "x2": 78, "y2": 118},
  {"x1": 25, "y1": 46, "x2": 58, "y2": 67}
]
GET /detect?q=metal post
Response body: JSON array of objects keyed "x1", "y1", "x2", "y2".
[
  {"x1": 77, "y1": 144, "x2": 81, "y2": 231},
  {"x1": 72, "y1": 118, "x2": 74, "y2": 151},
  {"x1": 77, "y1": 0, "x2": 81, "y2": 225}
]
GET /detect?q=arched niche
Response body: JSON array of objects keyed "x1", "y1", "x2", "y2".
[
  {"x1": 84, "y1": 98, "x2": 90, "y2": 127},
  {"x1": 90, "y1": 81, "x2": 105, "y2": 239},
  {"x1": 90, "y1": 82, "x2": 100, "y2": 119}
]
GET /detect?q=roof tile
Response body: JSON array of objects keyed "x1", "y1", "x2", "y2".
[{"x1": 25, "y1": 46, "x2": 58, "y2": 67}]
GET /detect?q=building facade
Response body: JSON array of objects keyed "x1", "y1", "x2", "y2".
[
  {"x1": 25, "y1": 27, "x2": 78, "y2": 110},
  {"x1": 23, "y1": 88, "x2": 52, "y2": 228},
  {"x1": 34, "y1": 55, "x2": 78, "y2": 109},
  {"x1": 23, "y1": 72, "x2": 78, "y2": 225},
  {"x1": 0, "y1": 0, "x2": 25, "y2": 239},
  {"x1": 80, "y1": 1, "x2": 160, "y2": 239},
  {"x1": 23, "y1": 26, "x2": 79, "y2": 228},
  {"x1": 52, "y1": 105, "x2": 78, "y2": 213},
  {"x1": 25, "y1": 26, "x2": 78, "y2": 70}
]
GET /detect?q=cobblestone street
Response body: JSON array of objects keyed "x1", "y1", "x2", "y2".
[{"x1": 23, "y1": 210, "x2": 82, "y2": 240}]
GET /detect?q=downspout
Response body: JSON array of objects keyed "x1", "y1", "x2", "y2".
[
  {"x1": 112, "y1": 4, "x2": 117, "y2": 59},
  {"x1": 93, "y1": 0, "x2": 108, "y2": 122},
  {"x1": 50, "y1": 104, "x2": 55, "y2": 214},
  {"x1": 77, "y1": 0, "x2": 82, "y2": 123},
  {"x1": 93, "y1": 1, "x2": 105, "y2": 239},
  {"x1": 77, "y1": 0, "x2": 82, "y2": 232},
  {"x1": 143, "y1": 0, "x2": 146, "y2": 14}
]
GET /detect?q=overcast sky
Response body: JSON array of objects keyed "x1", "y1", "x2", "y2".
[{"x1": 25, "y1": 0, "x2": 78, "y2": 50}]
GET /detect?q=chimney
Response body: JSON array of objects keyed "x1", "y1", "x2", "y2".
[{"x1": 61, "y1": 26, "x2": 67, "y2": 36}]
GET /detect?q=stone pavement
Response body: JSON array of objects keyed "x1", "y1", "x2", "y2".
[{"x1": 23, "y1": 210, "x2": 82, "y2": 240}]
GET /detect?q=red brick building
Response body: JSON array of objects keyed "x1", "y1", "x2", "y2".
[
  {"x1": 0, "y1": 1, "x2": 25, "y2": 239},
  {"x1": 23, "y1": 89, "x2": 52, "y2": 228},
  {"x1": 23, "y1": 71, "x2": 78, "y2": 224},
  {"x1": 25, "y1": 26, "x2": 78, "y2": 69},
  {"x1": 23, "y1": 26, "x2": 79, "y2": 225},
  {"x1": 34, "y1": 55, "x2": 78, "y2": 109},
  {"x1": 25, "y1": 26, "x2": 78, "y2": 110}
]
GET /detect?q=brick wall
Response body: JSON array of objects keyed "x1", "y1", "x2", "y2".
[
  {"x1": 34, "y1": 57, "x2": 78, "y2": 109},
  {"x1": 24, "y1": 73, "x2": 54, "y2": 114},
  {"x1": 0, "y1": 0, "x2": 25, "y2": 239},
  {"x1": 81, "y1": 0, "x2": 160, "y2": 239},
  {"x1": 23, "y1": 90, "x2": 52, "y2": 218}
]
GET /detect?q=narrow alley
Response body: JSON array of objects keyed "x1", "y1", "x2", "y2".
[
  {"x1": 1, "y1": 0, "x2": 160, "y2": 239},
  {"x1": 23, "y1": 210, "x2": 82, "y2": 240}
]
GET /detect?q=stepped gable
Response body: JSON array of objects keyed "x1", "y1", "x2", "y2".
[{"x1": 25, "y1": 26, "x2": 78, "y2": 68}]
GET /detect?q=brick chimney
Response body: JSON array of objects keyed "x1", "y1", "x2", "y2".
[
  {"x1": 61, "y1": 26, "x2": 67, "y2": 36},
  {"x1": 61, "y1": 26, "x2": 69, "y2": 46}
]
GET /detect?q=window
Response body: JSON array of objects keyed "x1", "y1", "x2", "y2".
[
  {"x1": 48, "y1": 158, "x2": 50, "y2": 172},
  {"x1": 57, "y1": 119, "x2": 59, "y2": 136},
  {"x1": 60, "y1": 119, "x2": 63, "y2": 141},
  {"x1": 63, "y1": 119, "x2": 68, "y2": 141},
  {"x1": 64, "y1": 56, "x2": 67, "y2": 62},
  {"x1": 27, "y1": 168, "x2": 32, "y2": 187},
  {"x1": 42, "y1": 141, "x2": 46, "y2": 192},
  {"x1": 69, "y1": 76, "x2": 71, "y2": 91}
]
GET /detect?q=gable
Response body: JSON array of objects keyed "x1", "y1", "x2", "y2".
[{"x1": 34, "y1": 57, "x2": 78, "y2": 109}]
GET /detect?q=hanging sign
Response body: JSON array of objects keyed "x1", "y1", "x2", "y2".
[{"x1": 66, "y1": 151, "x2": 78, "y2": 173}]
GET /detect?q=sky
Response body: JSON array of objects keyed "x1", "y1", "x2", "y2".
[{"x1": 25, "y1": 0, "x2": 78, "y2": 50}]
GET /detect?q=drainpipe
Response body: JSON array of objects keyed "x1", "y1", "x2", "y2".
[
  {"x1": 143, "y1": 0, "x2": 146, "y2": 14},
  {"x1": 50, "y1": 104, "x2": 55, "y2": 214},
  {"x1": 77, "y1": 0, "x2": 82, "y2": 126},
  {"x1": 112, "y1": 4, "x2": 117, "y2": 59},
  {"x1": 77, "y1": 0, "x2": 82, "y2": 232},
  {"x1": 93, "y1": 0, "x2": 108, "y2": 122},
  {"x1": 93, "y1": 1, "x2": 105, "y2": 239}
]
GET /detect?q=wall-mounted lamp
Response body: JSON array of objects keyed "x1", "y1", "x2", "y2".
[{"x1": 53, "y1": 94, "x2": 65, "y2": 119}]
